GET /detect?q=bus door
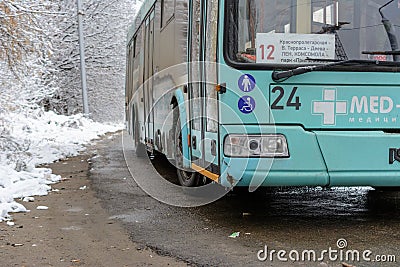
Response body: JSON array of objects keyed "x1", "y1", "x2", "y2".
[
  {"x1": 189, "y1": 0, "x2": 220, "y2": 179},
  {"x1": 189, "y1": 0, "x2": 206, "y2": 170},
  {"x1": 144, "y1": 9, "x2": 155, "y2": 149}
]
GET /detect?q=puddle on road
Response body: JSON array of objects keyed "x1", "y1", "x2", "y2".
[
  {"x1": 65, "y1": 207, "x2": 84, "y2": 213},
  {"x1": 61, "y1": 226, "x2": 83, "y2": 231},
  {"x1": 109, "y1": 210, "x2": 154, "y2": 223}
]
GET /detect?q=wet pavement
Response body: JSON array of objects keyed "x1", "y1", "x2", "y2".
[{"x1": 89, "y1": 132, "x2": 400, "y2": 267}]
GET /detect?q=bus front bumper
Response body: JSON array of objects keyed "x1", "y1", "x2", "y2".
[{"x1": 220, "y1": 125, "x2": 400, "y2": 188}]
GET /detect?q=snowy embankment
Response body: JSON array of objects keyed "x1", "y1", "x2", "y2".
[{"x1": 0, "y1": 109, "x2": 121, "y2": 222}]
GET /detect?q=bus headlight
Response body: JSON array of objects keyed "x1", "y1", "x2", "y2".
[{"x1": 224, "y1": 134, "x2": 289, "y2": 158}]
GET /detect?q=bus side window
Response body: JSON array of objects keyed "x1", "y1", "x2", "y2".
[
  {"x1": 226, "y1": 1, "x2": 239, "y2": 61},
  {"x1": 161, "y1": 0, "x2": 175, "y2": 28},
  {"x1": 190, "y1": 0, "x2": 202, "y2": 131},
  {"x1": 133, "y1": 36, "x2": 137, "y2": 58},
  {"x1": 205, "y1": 0, "x2": 219, "y2": 133}
]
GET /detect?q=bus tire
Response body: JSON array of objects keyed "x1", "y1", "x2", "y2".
[
  {"x1": 155, "y1": 129, "x2": 163, "y2": 151},
  {"x1": 174, "y1": 114, "x2": 202, "y2": 187},
  {"x1": 177, "y1": 168, "x2": 202, "y2": 187}
]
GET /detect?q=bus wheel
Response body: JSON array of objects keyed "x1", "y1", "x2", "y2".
[
  {"x1": 177, "y1": 168, "x2": 202, "y2": 187},
  {"x1": 175, "y1": 118, "x2": 202, "y2": 187}
]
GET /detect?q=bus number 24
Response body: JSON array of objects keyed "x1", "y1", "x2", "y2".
[{"x1": 271, "y1": 86, "x2": 302, "y2": 110}]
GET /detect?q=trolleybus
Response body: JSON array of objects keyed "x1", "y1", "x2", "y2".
[{"x1": 125, "y1": 0, "x2": 400, "y2": 190}]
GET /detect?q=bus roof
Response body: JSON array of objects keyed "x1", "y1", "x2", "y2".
[{"x1": 127, "y1": 0, "x2": 157, "y2": 43}]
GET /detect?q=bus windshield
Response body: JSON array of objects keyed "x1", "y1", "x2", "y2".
[{"x1": 225, "y1": 0, "x2": 400, "y2": 66}]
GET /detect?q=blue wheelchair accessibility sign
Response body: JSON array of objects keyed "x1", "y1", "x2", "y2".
[{"x1": 238, "y1": 96, "x2": 256, "y2": 114}]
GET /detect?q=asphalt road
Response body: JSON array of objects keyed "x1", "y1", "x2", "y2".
[{"x1": 89, "y1": 132, "x2": 400, "y2": 267}]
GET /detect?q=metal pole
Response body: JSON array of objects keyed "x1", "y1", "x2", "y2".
[{"x1": 77, "y1": 0, "x2": 90, "y2": 117}]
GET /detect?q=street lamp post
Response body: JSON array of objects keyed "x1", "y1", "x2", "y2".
[{"x1": 77, "y1": 0, "x2": 89, "y2": 117}]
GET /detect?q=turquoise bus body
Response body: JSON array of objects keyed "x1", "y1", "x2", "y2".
[{"x1": 126, "y1": 0, "x2": 400, "y2": 189}]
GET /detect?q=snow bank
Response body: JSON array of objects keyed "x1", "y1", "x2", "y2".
[{"x1": 0, "y1": 109, "x2": 121, "y2": 222}]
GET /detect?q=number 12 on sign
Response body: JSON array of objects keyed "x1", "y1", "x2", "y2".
[{"x1": 259, "y1": 44, "x2": 275, "y2": 61}]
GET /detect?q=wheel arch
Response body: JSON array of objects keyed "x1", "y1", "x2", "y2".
[{"x1": 171, "y1": 88, "x2": 191, "y2": 169}]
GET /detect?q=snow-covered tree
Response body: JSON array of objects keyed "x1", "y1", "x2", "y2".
[
  {"x1": 0, "y1": 0, "x2": 142, "y2": 222},
  {"x1": 1, "y1": 0, "x2": 142, "y2": 174},
  {"x1": 44, "y1": 0, "x2": 141, "y2": 122},
  {"x1": 0, "y1": 0, "x2": 61, "y2": 111},
  {"x1": 0, "y1": 0, "x2": 60, "y2": 73},
  {"x1": 1, "y1": 0, "x2": 141, "y2": 122}
]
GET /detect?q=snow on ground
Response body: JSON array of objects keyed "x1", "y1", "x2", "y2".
[{"x1": 0, "y1": 108, "x2": 121, "y2": 222}]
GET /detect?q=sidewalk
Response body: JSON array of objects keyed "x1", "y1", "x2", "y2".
[{"x1": 0, "y1": 150, "x2": 186, "y2": 267}]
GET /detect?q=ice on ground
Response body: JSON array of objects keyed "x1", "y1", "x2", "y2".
[
  {"x1": 0, "y1": 109, "x2": 122, "y2": 222},
  {"x1": 23, "y1": 197, "x2": 35, "y2": 202}
]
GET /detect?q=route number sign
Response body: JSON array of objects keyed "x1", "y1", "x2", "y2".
[{"x1": 256, "y1": 33, "x2": 336, "y2": 64}]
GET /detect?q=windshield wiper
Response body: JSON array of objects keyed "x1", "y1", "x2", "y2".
[{"x1": 271, "y1": 59, "x2": 399, "y2": 81}]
